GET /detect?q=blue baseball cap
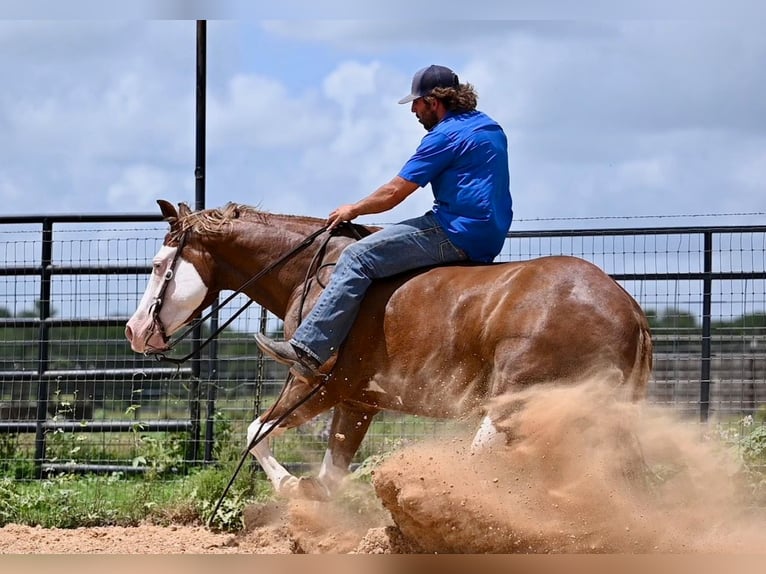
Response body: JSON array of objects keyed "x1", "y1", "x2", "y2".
[{"x1": 398, "y1": 65, "x2": 460, "y2": 104}]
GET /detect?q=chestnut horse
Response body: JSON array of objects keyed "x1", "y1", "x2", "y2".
[{"x1": 126, "y1": 200, "x2": 652, "y2": 500}]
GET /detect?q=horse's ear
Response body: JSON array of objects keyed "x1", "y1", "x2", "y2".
[
  {"x1": 157, "y1": 199, "x2": 178, "y2": 222},
  {"x1": 178, "y1": 202, "x2": 192, "y2": 218}
]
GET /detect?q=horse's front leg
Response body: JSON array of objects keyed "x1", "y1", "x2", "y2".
[
  {"x1": 313, "y1": 402, "x2": 380, "y2": 496},
  {"x1": 247, "y1": 402, "x2": 378, "y2": 501},
  {"x1": 246, "y1": 375, "x2": 338, "y2": 500},
  {"x1": 247, "y1": 415, "x2": 345, "y2": 501},
  {"x1": 246, "y1": 416, "x2": 299, "y2": 495}
]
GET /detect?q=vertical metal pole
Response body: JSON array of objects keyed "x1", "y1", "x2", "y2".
[
  {"x1": 194, "y1": 19, "x2": 207, "y2": 213},
  {"x1": 188, "y1": 20, "x2": 208, "y2": 463},
  {"x1": 194, "y1": 21, "x2": 221, "y2": 463},
  {"x1": 204, "y1": 314, "x2": 219, "y2": 463},
  {"x1": 33, "y1": 219, "x2": 53, "y2": 476},
  {"x1": 748, "y1": 339, "x2": 757, "y2": 415},
  {"x1": 254, "y1": 306, "x2": 269, "y2": 416},
  {"x1": 700, "y1": 231, "x2": 713, "y2": 422},
  {"x1": 250, "y1": 306, "x2": 269, "y2": 473}
]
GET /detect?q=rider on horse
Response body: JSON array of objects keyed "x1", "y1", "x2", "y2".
[{"x1": 255, "y1": 64, "x2": 513, "y2": 381}]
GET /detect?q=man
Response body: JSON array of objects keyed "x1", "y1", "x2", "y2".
[{"x1": 255, "y1": 64, "x2": 513, "y2": 380}]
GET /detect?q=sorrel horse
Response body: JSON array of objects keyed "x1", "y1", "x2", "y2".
[{"x1": 126, "y1": 200, "x2": 653, "y2": 500}]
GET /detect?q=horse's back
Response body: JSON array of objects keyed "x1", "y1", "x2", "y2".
[
  {"x1": 334, "y1": 255, "x2": 651, "y2": 416},
  {"x1": 381, "y1": 255, "x2": 645, "y2": 347}
]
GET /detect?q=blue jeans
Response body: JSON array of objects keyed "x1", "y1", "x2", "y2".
[{"x1": 291, "y1": 212, "x2": 468, "y2": 363}]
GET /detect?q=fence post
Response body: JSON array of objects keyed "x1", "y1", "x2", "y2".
[
  {"x1": 700, "y1": 230, "x2": 713, "y2": 422},
  {"x1": 204, "y1": 300, "x2": 220, "y2": 463},
  {"x1": 254, "y1": 306, "x2": 268, "y2": 417},
  {"x1": 185, "y1": 20, "x2": 208, "y2": 465},
  {"x1": 33, "y1": 219, "x2": 53, "y2": 477}
]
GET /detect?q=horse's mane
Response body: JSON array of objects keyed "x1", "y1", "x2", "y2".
[{"x1": 168, "y1": 202, "x2": 324, "y2": 241}]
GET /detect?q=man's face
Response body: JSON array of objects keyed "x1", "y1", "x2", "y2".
[{"x1": 411, "y1": 97, "x2": 439, "y2": 131}]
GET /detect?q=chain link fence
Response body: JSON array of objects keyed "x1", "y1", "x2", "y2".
[{"x1": 1, "y1": 214, "x2": 765, "y2": 480}]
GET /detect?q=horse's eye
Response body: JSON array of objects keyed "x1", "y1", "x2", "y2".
[{"x1": 152, "y1": 262, "x2": 162, "y2": 274}]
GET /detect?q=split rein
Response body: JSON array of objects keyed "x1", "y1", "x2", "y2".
[
  {"x1": 147, "y1": 221, "x2": 359, "y2": 524},
  {"x1": 146, "y1": 221, "x2": 367, "y2": 523},
  {"x1": 150, "y1": 222, "x2": 338, "y2": 366}
]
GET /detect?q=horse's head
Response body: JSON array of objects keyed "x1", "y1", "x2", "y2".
[
  {"x1": 125, "y1": 199, "x2": 220, "y2": 354},
  {"x1": 125, "y1": 198, "x2": 361, "y2": 354}
]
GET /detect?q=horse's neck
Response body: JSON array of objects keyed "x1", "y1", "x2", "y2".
[{"x1": 212, "y1": 215, "x2": 348, "y2": 319}]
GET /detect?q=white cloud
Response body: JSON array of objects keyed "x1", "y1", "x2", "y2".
[
  {"x1": 106, "y1": 164, "x2": 184, "y2": 210},
  {"x1": 322, "y1": 60, "x2": 380, "y2": 111},
  {"x1": 206, "y1": 73, "x2": 336, "y2": 151},
  {"x1": 616, "y1": 157, "x2": 671, "y2": 191},
  {"x1": 0, "y1": 21, "x2": 196, "y2": 214},
  {"x1": 261, "y1": 20, "x2": 613, "y2": 52},
  {"x1": 203, "y1": 59, "x2": 427, "y2": 220},
  {"x1": 1, "y1": 19, "x2": 765, "y2": 228}
]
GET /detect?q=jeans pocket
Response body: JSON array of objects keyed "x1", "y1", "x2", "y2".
[{"x1": 439, "y1": 239, "x2": 468, "y2": 263}]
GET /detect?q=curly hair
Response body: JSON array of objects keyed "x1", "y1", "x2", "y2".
[{"x1": 427, "y1": 83, "x2": 478, "y2": 113}]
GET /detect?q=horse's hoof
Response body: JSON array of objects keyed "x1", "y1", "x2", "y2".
[
  {"x1": 277, "y1": 475, "x2": 301, "y2": 498},
  {"x1": 277, "y1": 475, "x2": 331, "y2": 501},
  {"x1": 296, "y1": 476, "x2": 332, "y2": 501}
]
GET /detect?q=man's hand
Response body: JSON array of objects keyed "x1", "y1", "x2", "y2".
[{"x1": 327, "y1": 204, "x2": 358, "y2": 230}]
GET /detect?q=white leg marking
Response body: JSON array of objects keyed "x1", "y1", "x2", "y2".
[
  {"x1": 470, "y1": 415, "x2": 504, "y2": 454},
  {"x1": 247, "y1": 417, "x2": 293, "y2": 492},
  {"x1": 316, "y1": 449, "x2": 349, "y2": 495}
]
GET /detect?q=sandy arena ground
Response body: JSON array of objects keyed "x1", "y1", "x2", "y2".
[{"x1": 2, "y1": 379, "x2": 765, "y2": 554}]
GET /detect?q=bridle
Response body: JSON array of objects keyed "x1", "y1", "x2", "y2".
[
  {"x1": 144, "y1": 232, "x2": 188, "y2": 352},
  {"x1": 145, "y1": 222, "x2": 350, "y2": 365}
]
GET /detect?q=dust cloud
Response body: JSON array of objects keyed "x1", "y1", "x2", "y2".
[
  {"x1": 240, "y1": 479, "x2": 418, "y2": 554},
  {"x1": 369, "y1": 378, "x2": 766, "y2": 553}
]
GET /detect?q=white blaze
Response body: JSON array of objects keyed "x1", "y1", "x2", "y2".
[{"x1": 126, "y1": 245, "x2": 208, "y2": 352}]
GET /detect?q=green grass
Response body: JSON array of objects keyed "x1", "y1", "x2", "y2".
[
  {"x1": 0, "y1": 464, "x2": 274, "y2": 532},
  {"x1": 0, "y1": 409, "x2": 278, "y2": 532}
]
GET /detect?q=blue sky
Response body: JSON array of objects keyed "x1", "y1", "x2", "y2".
[{"x1": 0, "y1": 16, "x2": 765, "y2": 230}]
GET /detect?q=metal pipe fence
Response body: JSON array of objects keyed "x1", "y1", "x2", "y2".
[{"x1": 0, "y1": 214, "x2": 764, "y2": 479}]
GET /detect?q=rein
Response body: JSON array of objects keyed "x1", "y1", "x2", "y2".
[
  {"x1": 148, "y1": 219, "x2": 365, "y2": 523},
  {"x1": 153, "y1": 222, "x2": 332, "y2": 365},
  {"x1": 207, "y1": 370, "x2": 330, "y2": 527}
]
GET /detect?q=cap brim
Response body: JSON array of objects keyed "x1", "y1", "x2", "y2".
[{"x1": 398, "y1": 94, "x2": 417, "y2": 104}]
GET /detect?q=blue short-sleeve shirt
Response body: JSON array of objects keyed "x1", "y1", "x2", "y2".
[{"x1": 398, "y1": 110, "x2": 512, "y2": 262}]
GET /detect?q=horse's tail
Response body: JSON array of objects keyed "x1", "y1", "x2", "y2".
[
  {"x1": 627, "y1": 316, "x2": 653, "y2": 401},
  {"x1": 612, "y1": 279, "x2": 653, "y2": 402}
]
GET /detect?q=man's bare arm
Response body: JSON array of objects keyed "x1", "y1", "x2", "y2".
[{"x1": 327, "y1": 176, "x2": 419, "y2": 229}]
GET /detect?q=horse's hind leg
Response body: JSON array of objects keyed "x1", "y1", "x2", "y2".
[{"x1": 470, "y1": 352, "x2": 526, "y2": 454}]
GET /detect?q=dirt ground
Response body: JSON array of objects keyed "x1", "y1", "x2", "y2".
[
  {"x1": 0, "y1": 521, "x2": 416, "y2": 554},
  {"x1": 2, "y1": 379, "x2": 766, "y2": 554},
  {"x1": 0, "y1": 493, "x2": 418, "y2": 554}
]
